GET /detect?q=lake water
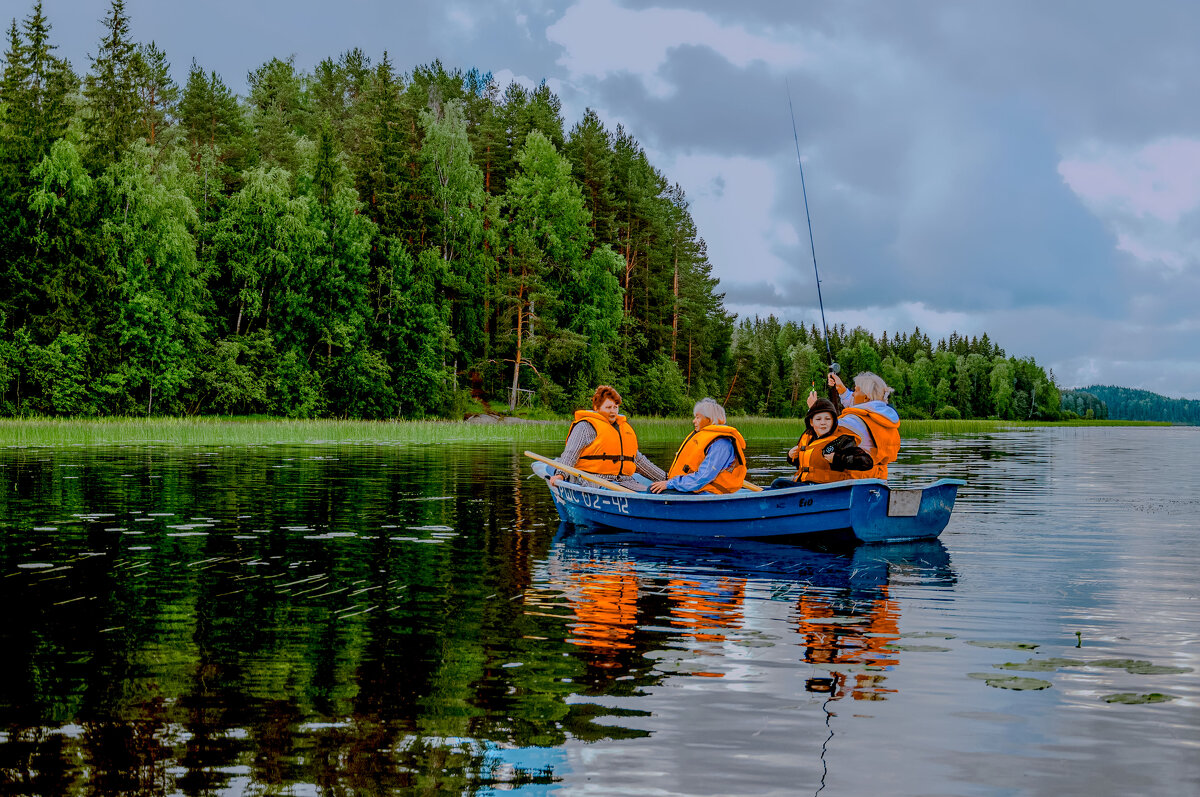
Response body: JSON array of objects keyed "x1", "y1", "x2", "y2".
[{"x1": 0, "y1": 427, "x2": 1197, "y2": 796}]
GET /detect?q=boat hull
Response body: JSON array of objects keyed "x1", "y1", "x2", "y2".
[{"x1": 532, "y1": 462, "x2": 963, "y2": 544}]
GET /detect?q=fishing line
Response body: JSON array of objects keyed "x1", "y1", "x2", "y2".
[{"x1": 786, "y1": 82, "x2": 838, "y2": 377}]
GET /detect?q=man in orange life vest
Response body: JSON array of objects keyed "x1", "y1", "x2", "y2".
[
  {"x1": 808, "y1": 370, "x2": 901, "y2": 480},
  {"x1": 548, "y1": 385, "x2": 666, "y2": 491},
  {"x1": 650, "y1": 398, "x2": 748, "y2": 494}
]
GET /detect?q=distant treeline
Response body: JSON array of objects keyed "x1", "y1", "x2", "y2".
[
  {"x1": 1064, "y1": 385, "x2": 1200, "y2": 425},
  {"x1": 723, "y1": 319, "x2": 1063, "y2": 420},
  {"x1": 0, "y1": 1, "x2": 1065, "y2": 420}
]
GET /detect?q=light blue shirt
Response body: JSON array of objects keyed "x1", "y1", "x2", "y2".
[
  {"x1": 839, "y1": 390, "x2": 900, "y2": 456},
  {"x1": 666, "y1": 437, "x2": 737, "y2": 492}
]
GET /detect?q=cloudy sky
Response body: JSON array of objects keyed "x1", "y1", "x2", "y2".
[{"x1": 34, "y1": 0, "x2": 1200, "y2": 398}]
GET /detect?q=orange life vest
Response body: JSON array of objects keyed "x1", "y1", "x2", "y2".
[
  {"x1": 667, "y1": 425, "x2": 748, "y2": 494},
  {"x1": 571, "y1": 410, "x2": 639, "y2": 476},
  {"x1": 841, "y1": 406, "x2": 900, "y2": 480},
  {"x1": 792, "y1": 428, "x2": 862, "y2": 484}
]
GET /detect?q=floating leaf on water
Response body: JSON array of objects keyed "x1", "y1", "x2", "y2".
[
  {"x1": 652, "y1": 659, "x2": 716, "y2": 675},
  {"x1": 1103, "y1": 692, "x2": 1178, "y2": 704},
  {"x1": 966, "y1": 641, "x2": 1040, "y2": 650},
  {"x1": 731, "y1": 639, "x2": 775, "y2": 648},
  {"x1": 901, "y1": 631, "x2": 957, "y2": 639},
  {"x1": 1089, "y1": 659, "x2": 1192, "y2": 675},
  {"x1": 298, "y1": 721, "x2": 352, "y2": 731},
  {"x1": 994, "y1": 657, "x2": 1085, "y2": 672},
  {"x1": 888, "y1": 644, "x2": 951, "y2": 653},
  {"x1": 968, "y1": 673, "x2": 1052, "y2": 690}
]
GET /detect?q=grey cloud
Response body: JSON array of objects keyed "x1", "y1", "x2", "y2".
[{"x1": 721, "y1": 276, "x2": 814, "y2": 309}]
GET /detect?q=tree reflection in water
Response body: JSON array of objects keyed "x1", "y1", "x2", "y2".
[{"x1": 0, "y1": 447, "x2": 956, "y2": 795}]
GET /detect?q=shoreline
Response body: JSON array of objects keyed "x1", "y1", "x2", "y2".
[{"x1": 0, "y1": 416, "x2": 1171, "y2": 448}]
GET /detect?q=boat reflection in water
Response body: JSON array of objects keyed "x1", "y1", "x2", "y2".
[{"x1": 546, "y1": 526, "x2": 955, "y2": 702}]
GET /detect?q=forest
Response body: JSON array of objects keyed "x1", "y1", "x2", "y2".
[
  {"x1": 1073, "y1": 385, "x2": 1200, "y2": 425},
  {"x1": 0, "y1": 0, "x2": 1066, "y2": 421}
]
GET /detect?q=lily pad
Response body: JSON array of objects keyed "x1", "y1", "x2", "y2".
[
  {"x1": 994, "y1": 657, "x2": 1085, "y2": 672},
  {"x1": 1090, "y1": 659, "x2": 1192, "y2": 675},
  {"x1": 966, "y1": 641, "x2": 1040, "y2": 650},
  {"x1": 887, "y1": 644, "x2": 951, "y2": 652},
  {"x1": 1103, "y1": 692, "x2": 1178, "y2": 704},
  {"x1": 731, "y1": 639, "x2": 775, "y2": 648},
  {"x1": 900, "y1": 631, "x2": 957, "y2": 639},
  {"x1": 968, "y1": 673, "x2": 1052, "y2": 691}
]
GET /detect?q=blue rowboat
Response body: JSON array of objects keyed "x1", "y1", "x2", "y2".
[{"x1": 531, "y1": 461, "x2": 964, "y2": 544}]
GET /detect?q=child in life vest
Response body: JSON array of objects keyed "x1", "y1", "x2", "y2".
[{"x1": 770, "y1": 399, "x2": 872, "y2": 489}]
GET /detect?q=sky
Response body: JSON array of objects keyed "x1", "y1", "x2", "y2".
[{"x1": 28, "y1": 0, "x2": 1200, "y2": 399}]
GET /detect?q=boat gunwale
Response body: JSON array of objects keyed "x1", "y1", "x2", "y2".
[{"x1": 530, "y1": 461, "x2": 964, "y2": 502}]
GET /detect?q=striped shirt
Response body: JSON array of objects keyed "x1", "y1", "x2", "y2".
[{"x1": 554, "y1": 422, "x2": 666, "y2": 489}]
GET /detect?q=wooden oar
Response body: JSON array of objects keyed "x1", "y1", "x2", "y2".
[
  {"x1": 526, "y1": 450, "x2": 761, "y2": 494},
  {"x1": 524, "y1": 451, "x2": 636, "y2": 493}
]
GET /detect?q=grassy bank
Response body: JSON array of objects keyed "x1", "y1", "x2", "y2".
[{"x1": 0, "y1": 416, "x2": 1169, "y2": 448}]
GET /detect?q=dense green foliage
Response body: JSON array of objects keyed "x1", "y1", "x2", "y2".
[
  {"x1": 1077, "y1": 385, "x2": 1200, "y2": 425},
  {"x1": 0, "y1": 1, "x2": 729, "y2": 419},
  {"x1": 1, "y1": 2, "x2": 1065, "y2": 421},
  {"x1": 1059, "y1": 389, "x2": 1109, "y2": 421}
]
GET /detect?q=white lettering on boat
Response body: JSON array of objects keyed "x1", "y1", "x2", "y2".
[{"x1": 556, "y1": 485, "x2": 630, "y2": 515}]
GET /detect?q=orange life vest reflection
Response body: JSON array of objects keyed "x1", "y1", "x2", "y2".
[
  {"x1": 565, "y1": 561, "x2": 639, "y2": 653},
  {"x1": 798, "y1": 587, "x2": 900, "y2": 701},
  {"x1": 666, "y1": 578, "x2": 745, "y2": 643}
]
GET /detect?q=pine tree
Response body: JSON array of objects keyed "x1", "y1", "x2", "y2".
[
  {"x1": 131, "y1": 41, "x2": 177, "y2": 147},
  {"x1": 564, "y1": 108, "x2": 616, "y2": 243},
  {"x1": 0, "y1": 3, "x2": 78, "y2": 330},
  {"x1": 83, "y1": 0, "x2": 140, "y2": 170},
  {"x1": 247, "y1": 57, "x2": 307, "y2": 172}
]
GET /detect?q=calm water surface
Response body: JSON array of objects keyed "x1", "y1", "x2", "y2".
[{"x1": 0, "y1": 427, "x2": 1197, "y2": 796}]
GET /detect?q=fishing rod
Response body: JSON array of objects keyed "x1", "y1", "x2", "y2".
[{"x1": 786, "y1": 83, "x2": 839, "y2": 383}]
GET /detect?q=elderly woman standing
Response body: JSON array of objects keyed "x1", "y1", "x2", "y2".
[
  {"x1": 548, "y1": 385, "x2": 666, "y2": 491},
  {"x1": 808, "y1": 371, "x2": 901, "y2": 479},
  {"x1": 650, "y1": 398, "x2": 749, "y2": 494}
]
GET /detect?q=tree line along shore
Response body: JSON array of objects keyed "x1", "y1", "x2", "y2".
[{"x1": 4, "y1": 1, "x2": 1071, "y2": 424}]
